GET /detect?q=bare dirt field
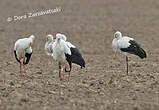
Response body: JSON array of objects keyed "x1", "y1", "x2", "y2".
[{"x1": 0, "y1": 0, "x2": 159, "y2": 110}]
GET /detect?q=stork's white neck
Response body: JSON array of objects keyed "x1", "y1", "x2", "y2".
[
  {"x1": 47, "y1": 40, "x2": 52, "y2": 44},
  {"x1": 55, "y1": 39, "x2": 61, "y2": 47}
]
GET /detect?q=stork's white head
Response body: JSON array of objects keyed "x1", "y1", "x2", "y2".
[
  {"x1": 56, "y1": 34, "x2": 62, "y2": 42},
  {"x1": 46, "y1": 34, "x2": 54, "y2": 42},
  {"x1": 114, "y1": 31, "x2": 122, "y2": 40},
  {"x1": 56, "y1": 33, "x2": 67, "y2": 41},
  {"x1": 30, "y1": 35, "x2": 35, "y2": 39},
  {"x1": 29, "y1": 35, "x2": 35, "y2": 46}
]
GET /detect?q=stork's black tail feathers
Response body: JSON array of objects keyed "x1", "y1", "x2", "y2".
[
  {"x1": 137, "y1": 47, "x2": 147, "y2": 59},
  {"x1": 14, "y1": 51, "x2": 32, "y2": 64},
  {"x1": 120, "y1": 40, "x2": 147, "y2": 59},
  {"x1": 23, "y1": 53, "x2": 32, "y2": 65},
  {"x1": 65, "y1": 48, "x2": 85, "y2": 72},
  {"x1": 14, "y1": 50, "x2": 21, "y2": 63}
]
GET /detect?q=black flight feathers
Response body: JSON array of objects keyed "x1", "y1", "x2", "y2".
[
  {"x1": 120, "y1": 40, "x2": 147, "y2": 59},
  {"x1": 65, "y1": 47, "x2": 85, "y2": 72},
  {"x1": 24, "y1": 53, "x2": 32, "y2": 64},
  {"x1": 14, "y1": 50, "x2": 21, "y2": 63}
]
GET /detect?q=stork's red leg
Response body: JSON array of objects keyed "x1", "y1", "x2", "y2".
[
  {"x1": 62, "y1": 64, "x2": 66, "y2": 72},
  {"x1": 126, "y1": 56, "x2": 128, "y2": 75},
  {"x1": 58, "y1": 62, "x2": 62, "y2": 80},
  {"x1": 23, "y1": 64, "x2": 28, "y2": 80}
]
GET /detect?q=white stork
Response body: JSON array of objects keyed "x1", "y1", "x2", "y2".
[
  {"x1": 112, "y1": 31, "x2": 146, "y2": 75},
  {"x1": 14, "y1": 35, "x2": 35, "y2": 79},
  {"x1": 51, "y1": 33, "x2": 72, "y2": 80},
  {"x1": 46, "y1": 33, "x2": 85, "y2": 80},
  {"x1": 44, "y1": 34, "x2": 54, "y2": 56},
  {"x1": 55, "y1": 33, "x2": 85, "y2": 72}
]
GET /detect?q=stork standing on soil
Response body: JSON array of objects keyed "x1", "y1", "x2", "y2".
[
  {"x1": 14, "y1": 35, "x2": 35, "y2": 79},
  {"x1": 45, "y1": 34, "x2": 54, "y2": 56},
  {"x1": 46, "y1": 33, "x2": 85, "y2": 80},
  {"x1": 51, "y1": 34, "x2": 72, "y2": 80},
  {"x1": 56, "y1": 33, "x2": 85, "y2": 72},
  {"x1": 112, "y1": 31, "x2": 146, "y2": 75}
]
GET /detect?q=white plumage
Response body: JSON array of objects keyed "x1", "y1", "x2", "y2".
[
  {"x1": 45, "y1": 33, "x2": 72, "y2": 80},
  {"x1": 116, "y1": 37, "x2": 134, "y2": 50},
  {"x1": 45, "y1": 34, "x2": 54, "y2": 56},
  {"x1": 112, "y1": 31, "x2": 146, "y2": 75},
  {"x1": 53, "y1": 34, "x2": 71, "y2": 61},
  {"x1": 44, "y1": 33, "x2": 85, "y2": 80},
  {"x1": 112, "y1": 31, "x2": 133, "y2": 54},
  {"x1": 56, "y1": 33, "x2": 76, "y2": 48},
  {"x1": 65, "y1": 41, "x2": 76, "y2": 48},
  {"x1": 14, "y1": 35, "x2": 35, "y2": 79},
  {"x1": 14, "y1": 35, "x2": 34, "y2": 59},
  {"x1": 56, "y1": 33, "x2": 67, "y2": 41},
  {"x1": 45, "y1": 33, "x2": 70, "y2": 61}
]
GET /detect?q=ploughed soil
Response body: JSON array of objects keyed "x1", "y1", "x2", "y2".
[{"x1": 0, "y1": 0, "x2": 159, "y2": 110}]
